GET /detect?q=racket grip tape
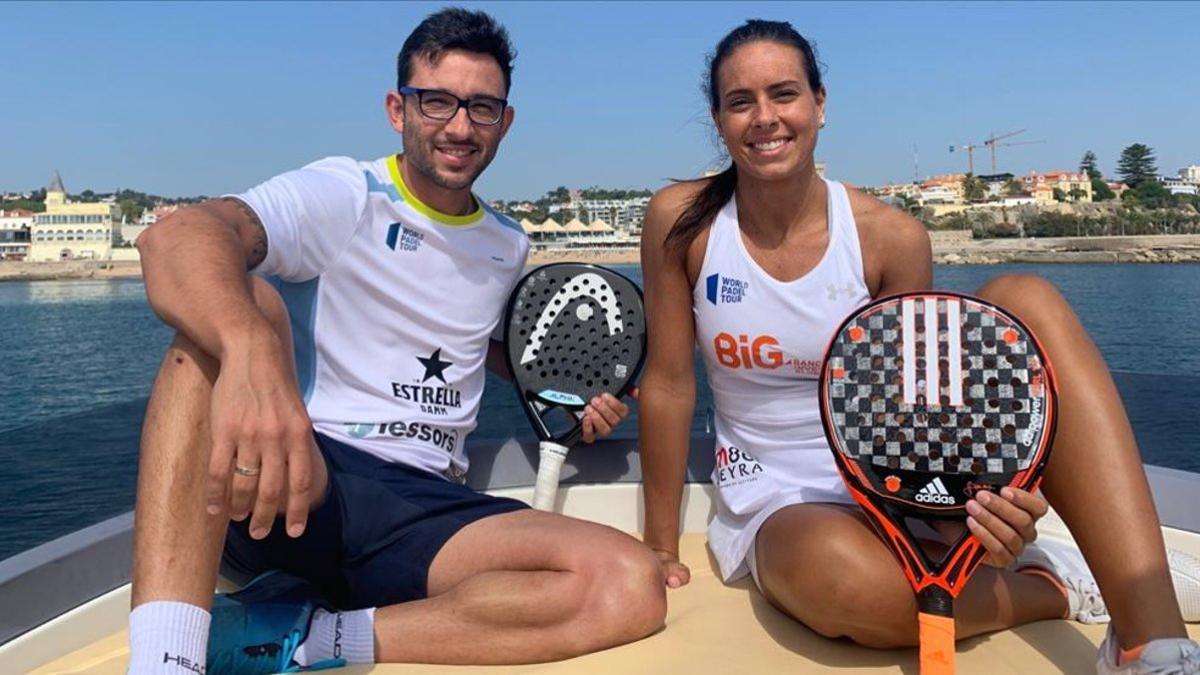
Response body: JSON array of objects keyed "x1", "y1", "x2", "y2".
[
  {"x1": 532, "y1": 442, "x2": 570, "y2": 511},
  {"x1": 917, "y1": 585, "x2": 955, "y2": 674},
  {"x1": 917, "y1": 612, "x2": 955, "y2": 675}
]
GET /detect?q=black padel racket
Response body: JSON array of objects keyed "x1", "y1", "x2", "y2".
[
  {"x1": 819, "y1": 291, "x2": 1057, "y2": 675},
  {"x1": 504, "y1": 263, "x2": 646, "y2": 511}
]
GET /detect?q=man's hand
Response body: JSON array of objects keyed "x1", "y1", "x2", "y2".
[
  {"x1": 206, "y1": 328, "x2": 317, "y2": 540},
  {"x1": 651, "y1": 546, "x2": 691, "y2": 589},
  {"x1": 581, "y1": 387, "x2": 639, "y2": 442},
  {"x1": 965, "y1": 487, "x2": 1049, "y2": 567}
]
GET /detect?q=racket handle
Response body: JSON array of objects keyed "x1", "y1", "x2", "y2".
[
  {"x1": 917, "y1": 585, "x2": 955, "y2": 675},
  {"x1": 917, "y1": 611, "x2": 955, "y2": 674},
  {"x1": 532, "y1": 441, "x2": 570, "y2": 511}
]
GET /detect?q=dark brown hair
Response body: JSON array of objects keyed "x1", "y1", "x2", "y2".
[
  {"x1": 664, "y1": 20, "x2": 824, "y2": 254},
  {"x1": 397, "y1": 7, "x2": 516, "y2": 95}
]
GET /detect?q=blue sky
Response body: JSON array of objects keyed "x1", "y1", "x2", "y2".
[{"x1": 2, "y1": 2, "x2": 1197, "y2": 199}]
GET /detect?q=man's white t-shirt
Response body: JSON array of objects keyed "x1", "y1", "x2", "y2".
[{"x1": 234, "y1": 154, "x2": 529, "y2": 480}]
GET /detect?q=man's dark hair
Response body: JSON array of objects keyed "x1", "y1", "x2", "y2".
[{"x1": 397, "y1": 7, "x2": 516, "y2": 94}]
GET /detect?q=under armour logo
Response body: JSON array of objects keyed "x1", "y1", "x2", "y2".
[{"x1": 827, "y1": 283, "x2": 856, "y2": 301}]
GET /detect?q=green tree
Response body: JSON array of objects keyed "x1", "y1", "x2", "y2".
[
  {"x1": 1091, "y1": 179, "x2": 1116, "y2": 201},
  {"x1": 1131, "y1": 180, "x2": 1172, "y2": 209},
  {"x1": 1079, "y1": 151, "x2": 1101, "y2": 180},
  {"x1": 0, "y1": 199, "x2": 46, "y2": 212},
  {"x1": 1116, "y1": 143, "x2": 1158, "y2": 187},
  {"x1": 1003, "y1": 178, "x2": 1024, "y2": 197},
  {"x1": 1052, "y1": 187, "x2": 1066, "y2": 202},
  {"x1": 1068, "y1": 187, "x2": 1087, "y2": 202},
  {"x1": 961, "y1": 173, "x2": 987, "y2": 203},
  {"x1": 895, "y1": 193, "x2": 922, "y2": 216},
  {"x1": 118, "y1": 198, "x2": 144, "y2": 223}
]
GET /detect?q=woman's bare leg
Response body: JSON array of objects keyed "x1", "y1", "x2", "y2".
[{"x1": 975, "y1": 274, "x2": 1186, "y2": 648}]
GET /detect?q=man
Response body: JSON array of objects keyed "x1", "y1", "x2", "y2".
[{"x1": 129, "y1": 8, "x2": 665, "y2": 673}]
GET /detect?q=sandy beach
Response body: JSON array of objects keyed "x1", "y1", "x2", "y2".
[{"x1": 3, "y1": 234, "x2": 1199, "y2": 282}]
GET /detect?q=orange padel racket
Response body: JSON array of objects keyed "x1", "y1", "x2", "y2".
[{"x1": 819, "y1": 292, "x2": 1057, "y2": 674}]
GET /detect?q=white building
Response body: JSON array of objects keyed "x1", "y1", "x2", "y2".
[
  {"x1": 0, "y1": 208, "x2": 33, "y2": 260},
  {"x1": 1179, "y1": 165, "x2": 1200, "y2": 184},
  {"x1": 1161, "y1": 177, "x2": 1198, "y2": 196},
  {"x1": 579, "y1": 196, "x2": 650, "y2": 232}
]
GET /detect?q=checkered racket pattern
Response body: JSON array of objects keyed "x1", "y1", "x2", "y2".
[{"x1": 826, "y1": 295, "x2": 1050, "y2": 476}]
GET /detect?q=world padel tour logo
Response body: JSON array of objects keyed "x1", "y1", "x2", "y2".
[
  {"x1": 391, "y1": 348, "x2": 463, "y2": 416},
  {"x1": 706, "y1": 273, "x2": 748, "y2": 305},
  {"x1": 385, "y1": 223, "x2": 424, "y2": 252}
]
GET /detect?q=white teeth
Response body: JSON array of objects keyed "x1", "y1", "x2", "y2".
[
  {"x1": 440, "y1": 147, "x2": 474, "y2": 157},
  {"x1": 753, "y1": 139, "x2": 787, "y2": 151}
]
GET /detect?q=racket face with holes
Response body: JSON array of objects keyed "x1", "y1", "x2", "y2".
[
  {"x1": 820, "y1": 291, "x2": 1057, "y2": 596},
  {"x1": 504, "y1": 263, "x2": 646, "y2": 445}
]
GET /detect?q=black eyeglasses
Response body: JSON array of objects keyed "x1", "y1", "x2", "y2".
[{"x1": 398, "y1": 86, "x2": 508, "y2": 126}]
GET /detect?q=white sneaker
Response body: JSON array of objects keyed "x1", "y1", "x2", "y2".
[
  {"x1": 1168, "y1": 548, "x2": 1200, "y2": 623},
  {"x1": 1018, "y1": 538, "x2": 1110, "y2": 624},
  {"x1": 1097, "y1": 625, "x2": 1200, "y2": 675}
]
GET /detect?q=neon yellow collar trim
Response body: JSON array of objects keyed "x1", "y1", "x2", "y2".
[{"x1": 388, "y1": 154, "x2": 484, "y2": 226}]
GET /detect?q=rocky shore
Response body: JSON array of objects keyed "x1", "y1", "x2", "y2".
[
  {"x1": 930, "y1": 232, "x2": 1200, "y2": 265},
  {"x1": 0, "y1": 261, "x2": 143, "y2": 282}
]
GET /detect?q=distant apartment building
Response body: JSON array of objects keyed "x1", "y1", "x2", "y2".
[
  {"x1": 976, "y1": 173, "x2": 1016, "y2": 199},
  {"x1": 29, "y1": 171, "x2": 121, "y2": 261},
  {"x1": 1161, "y1": 176, "x2": 1198, "y2": 196},
  {"x1": 919, "y1": 174, "x2": 966, "y2": 205},
  {"x1": 1180, "y1": 165, "x2": 1200, "y2": 184},
  {"x1": 579, "y1": 196, "x2": 650, "y2": 232},
  {"x1": 0, "y1": 208, "x2": 33, "y2": 260},
  {"x1": 873, "y1": 183, "x2": 921, "y2": 199},
  {"x1": 1021, "y1": 170, "x2": 1093, "y2": 204}
]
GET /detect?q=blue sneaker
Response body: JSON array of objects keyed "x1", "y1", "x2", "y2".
[{"x1": 206, "y1": 571, "x2": 347, "y2": 674}]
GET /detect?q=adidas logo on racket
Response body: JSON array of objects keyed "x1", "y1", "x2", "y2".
[
  {"x1": 915, "y1": 477, "x2": 956, "y2": 505},
  {"x1": 503, "y1": 264, "x2": 646, "y2": 511}
]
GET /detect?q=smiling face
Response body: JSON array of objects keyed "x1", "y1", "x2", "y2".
[
  {"x1": 713, "y1": 40, "x2": 826, "y2": 184},
  {"x1": 386, "y1": 49, "x2": 514, "y2": 193}
]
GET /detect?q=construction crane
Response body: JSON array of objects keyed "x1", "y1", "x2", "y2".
[
  {"x1": 982, "y1": 129, "x2": 1026, "y2": 173},
  {"x1": 990, "y1": 140, "x2": 1047, "y2": 174},
  {"x1": 951, "y1": 129, "x2": 1045, "y2": 174},
  {"x1": 949, "y1": 142, "x2": 985, "y2": 174}
]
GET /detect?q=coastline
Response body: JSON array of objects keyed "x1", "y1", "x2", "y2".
[{"x1": 2, "y1": 233, "x2": 1199, "y2": 282}]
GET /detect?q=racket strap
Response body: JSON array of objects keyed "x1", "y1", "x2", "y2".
[{"x1": 532, "y1": 442, "x2": 570, "y2": 511}]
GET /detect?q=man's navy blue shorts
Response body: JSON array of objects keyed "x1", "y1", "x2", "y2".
[{"x1": 221, "y1": 432, "x2": 528, "y2": 609}]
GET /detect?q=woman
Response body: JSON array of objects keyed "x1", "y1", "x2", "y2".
[{"x1": 637, "y1": 19, "x2": 1198, "y2": 673}]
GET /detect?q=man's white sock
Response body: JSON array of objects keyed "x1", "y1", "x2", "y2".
[
  {"x1": 293, "y1": 607, "x2": 375, "y2": 666},
  {"x1": 127, "y1": 601, "x2": 210, "y2": 674}
]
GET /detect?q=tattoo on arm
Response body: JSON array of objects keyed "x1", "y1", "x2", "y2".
[{"x1": 220, "y1": 197, "x2": 268, "y2": 270}]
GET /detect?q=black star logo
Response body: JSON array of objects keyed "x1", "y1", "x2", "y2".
[{"x1": 417, "y1": 348, "x2": 453, "y2": 384}]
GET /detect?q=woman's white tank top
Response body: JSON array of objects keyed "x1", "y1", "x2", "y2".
[{"x1": 693, "y1": 179, "x2": 872, "y2": 581}]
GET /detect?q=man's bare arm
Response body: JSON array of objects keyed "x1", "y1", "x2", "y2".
[
  {"x1": 138, "y1": 198, "x2": 316, "y2": 540},
  {"x1": 138, "y1": 198, "x2": 272, "y2": 357}
]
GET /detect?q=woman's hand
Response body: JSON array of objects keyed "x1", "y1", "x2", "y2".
[
  {"x1": 651, "y1": 546, "x2": 691, "y2": 589},
  {"x1": 966, "y1": 487, "x2": 1050, "y2": 567}
]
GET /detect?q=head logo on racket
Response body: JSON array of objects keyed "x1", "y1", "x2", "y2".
[{"x1": 504, "y1": 263, "x2": 646, "y2": 510}]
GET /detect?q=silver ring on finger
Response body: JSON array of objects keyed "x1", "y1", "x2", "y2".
[{"x1": 234, "y1": 463, "x2": 261, "y2": 477}]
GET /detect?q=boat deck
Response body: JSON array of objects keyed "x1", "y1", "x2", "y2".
[{"x1": 30, "y1": 531, "x2": 1200, "y2": 674}]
